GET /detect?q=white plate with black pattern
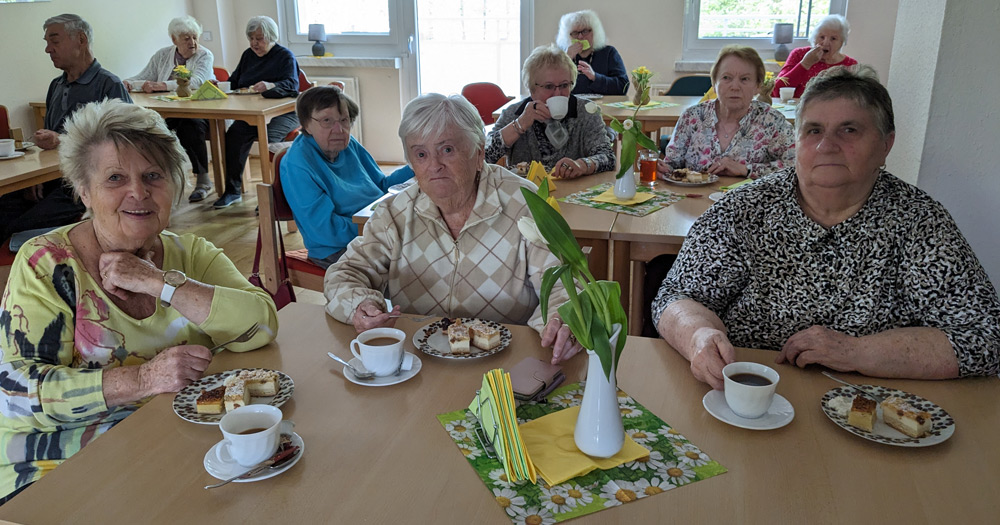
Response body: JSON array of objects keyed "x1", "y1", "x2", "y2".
[
  {"x1": 664, "y1": 173, "x2": 719, "y2": 186},
  {"x1": 412, "y1": 318, "x2": 512, "y2": 359},
  {"x1": 172, "y1": 368, "x2": 294, "y2": 425},
  {"x1": 820, "y1": 386, "x2": 954, "y2": 447}
]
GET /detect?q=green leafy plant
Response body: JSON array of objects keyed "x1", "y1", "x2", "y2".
[
  {"x1": 517, "y1": 179, "x2": 627, "y2": 380},
  {"x1": 587, "y1": 66, "x2": 659, "y2": 180}
]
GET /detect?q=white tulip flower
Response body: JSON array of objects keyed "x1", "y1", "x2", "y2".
[{"x1": 517, "y1": 217, "x2": 546, "y2": 245}]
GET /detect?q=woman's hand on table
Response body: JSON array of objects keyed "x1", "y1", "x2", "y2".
[
  {"x1": 706, "y1": 157, "x2": 748, "y2": 177},
  {"x1": 251, "y1": 81, "x2": 268, "y2": 93},
  {"x1": 553, "y1": 157, "x2": 587, "y2": 179},
  {"x1": 541, "y1": 317, "x2": 583, "y2": 364},
  {"x1": 577, "y1": 60, "x2": 596, "y2": 81},
  {"x1": 351, "y1": 299, "x2": 401, "y2": 333},
  {"x1": 688, "y1": 327, "x2": 736, "y2": 390},
  {"x1": 776, "y1": 325, "x2": 860, "y2": 372},
  {"x1": 655, "y1": 159, "x2": 674, "y2": 179},
  {"x1": 142, "y1": 81, "x2": 168, "y2": 93},
  {"x1": 137, "y1": 345, "x2": 213, "y2": 396},
  {"x1": 33, "y1": 129, "x2": 60, "y2": 150},
  {"x1": 98, "y1": 251, "x2": 161, "y2": 300}
]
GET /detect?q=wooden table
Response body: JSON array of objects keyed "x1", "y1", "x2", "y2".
[
  {"x1": 30, "y1": 93, "x2": 297, "y2": 190},
  {"x1": 0, "y1": 147, "x2": 61, "y2": 197},
  {"x1": 1, "y1": 302, "x2": 996, "y2": 523}
]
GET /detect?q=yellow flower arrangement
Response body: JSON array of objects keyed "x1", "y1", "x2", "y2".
[{"x1": 172, "y1": 65, "x2": 192, "y2": 80}]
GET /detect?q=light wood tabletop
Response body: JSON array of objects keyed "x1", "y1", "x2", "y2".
[
  {"x1": 0, "y1": 302, "x2": 995, "y2": 523},
  {"x1": 0, "y1": 147, "x2": 61, "y2": 197}
]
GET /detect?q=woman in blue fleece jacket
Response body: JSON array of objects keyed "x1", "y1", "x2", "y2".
[{"x1": 282, "y1": 85, "x2": 414, "y2": 267}]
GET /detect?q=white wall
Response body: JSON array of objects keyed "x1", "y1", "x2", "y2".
[
  {"x1": 889, "y1": 0, "x2": 1000, "y2": 288},
  {"x1": 0, "y1": 0, "x2": 192, "y2": 134}
]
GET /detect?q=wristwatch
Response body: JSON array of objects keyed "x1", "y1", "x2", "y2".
[{"x1": 160, "y1": 269, "x2": 187, "y2": 308}]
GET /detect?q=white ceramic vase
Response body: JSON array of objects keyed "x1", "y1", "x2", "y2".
[
  {"x1": 574, "y1": 323, "x2": 624, "y2": 458},
  {"x1": 613, "y1": 167, "x2": 637, "y2": 200}
]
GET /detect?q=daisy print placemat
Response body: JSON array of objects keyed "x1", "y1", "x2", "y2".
[{"x1": 437, "y1": 382, "x2": 727, "y2": 523}]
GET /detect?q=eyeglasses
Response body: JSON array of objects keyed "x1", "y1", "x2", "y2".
[
  {"x1": 310, "y1": 116, "x2": 352, "y2": 129},
  {"x1": 534, "y1": 82, "x2": 572, "y2": 92},
  {"x1": 570, "y1": 28, "x2": 592, "y2": 38}
]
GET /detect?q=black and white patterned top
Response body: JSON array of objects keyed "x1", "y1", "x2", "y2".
[{"x1": 651, "y1": 169, "x2": 1000, "y2": 377}]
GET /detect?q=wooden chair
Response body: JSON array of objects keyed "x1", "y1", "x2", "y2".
[
  {"x1": 461, "y1": 82, "x2": 514, "y2": 125},
  {"x1": 255, "y1": 149, "x2": 325, "y2": 294}
]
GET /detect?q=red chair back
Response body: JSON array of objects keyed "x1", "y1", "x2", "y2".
[
  {"x1": 461, "y1": 82, "x2": 514, "y2": 125},
  {"x1": 0, "y1": 105, "x2": 10, "y2": 140},
  {"x1": 297, "y1": 68, "x2": 315, "y2": 93},
  {"x1": 213, "y1": 67, "x2": 230, "y2": 82},
  {"x1": 271, "y1": 149, "x2": 296, "y2": 222}
]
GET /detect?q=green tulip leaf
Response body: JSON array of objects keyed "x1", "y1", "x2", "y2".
[
  {"x1": 520, "y1": 188, "x2": 585, "y2": 269},
  {"x1": 539, "y1": 265, "x2": 567, "y2": 325}
]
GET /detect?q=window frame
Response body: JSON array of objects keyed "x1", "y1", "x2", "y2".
[
  {"x1": 682, "y1": 0, "x2": 847, "y2": 61},
  {"x1": 281, "y1": 0, "x2": 409, "y2": 57}
]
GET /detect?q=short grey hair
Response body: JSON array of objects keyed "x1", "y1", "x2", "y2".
[
  {"x1": 796, "y1": 64, "x2": 894, "y2": 139},
  {"x1": 168, "y1": 16, "x2": 203, "y2": 40},
  {"x1": 810, "y1": 14, "x2": 850, "y2": 47},
  {"x1": 555, "y1": 10, "x2": 607, "y2": 51},
  {"x1": 43, "y1": 14, "x2": 93, "y2": 50},
  {"x1": 246, "y1": 16, "x2": 279, "y2": 44},
  {"x1": 523, "y1": 44, "x2": 578, "y2": 93},
  {"x1": 398, "y1": 93, "x2": 485, "y2": 163},
  {"x1": 60, "y1": 99, "x2": 189, "y2": 206}
]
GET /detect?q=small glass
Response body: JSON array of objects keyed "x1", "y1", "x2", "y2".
[{"x1": 639, "y1": 149, "x2": 659, "y2": 186}]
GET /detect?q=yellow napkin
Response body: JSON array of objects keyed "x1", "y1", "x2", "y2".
[
  {"x1": 720, "y1": 179, "x2": 753, "y2": 191},
  {"x1": 190, "y1": 81, "x2": 228, "y2": 100},
  {"x1": 699, "y1": 86, "x2": 717, "y2": 103},
  {"x1": 526, "y1": 161, "x2": 556, "y2": 191},
  {"x1": 520, "y1": 406, "x2": 649, "y2": 486},
  {"x1": 571, "y1": 38, "x2": 591, "y2": 51},
  {"x1": 590, "y1": 188, "x2": 655, "y2": 206},
  {"x1": 468, "y1": 370, "x2": 537, "y2": 483}
]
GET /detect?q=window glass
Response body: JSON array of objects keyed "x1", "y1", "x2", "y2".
[
  {"x1": 294, "y1": 0, "x2": 391, "y2": 36},
  {"x1": 698, "y1": 0, "x2": 832, "y2": 39}
]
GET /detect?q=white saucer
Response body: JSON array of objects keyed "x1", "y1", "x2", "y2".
[
  {"x1": 708, "y1": 192, "x2": 724, "y2": 202},
  {"x1": 702, "y1": 390, "x2": 794, "y2": 430},
  {"x1": 0, "y1": 152, "x2": 26, "y2": 160},
  {"x1": 204, "y1": 432, "x2": 304, "y2": 482},
  {"x1": 344, "y1": 352, "x2": 422, "y2": 387}
]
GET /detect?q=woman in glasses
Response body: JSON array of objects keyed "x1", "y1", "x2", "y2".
[
  {"x1": 556, "y1": 10, "x2": 628, "y2": 96},
  {"x1": 281, "y1": 85, "x2": 414, "y2": 267},
  {"x1": 485, "y1": 44, "x2": 614, "y2": 179}
]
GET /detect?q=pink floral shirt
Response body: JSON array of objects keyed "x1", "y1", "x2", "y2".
[{"x1": 663, "y1": 100, "x2": 795, "y2": 179}]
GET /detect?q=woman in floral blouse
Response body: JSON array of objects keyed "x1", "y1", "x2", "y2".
[
  {"x1": 0, "y1": 100, "x2": 277, "y2": 503},
  {"x1": 652, "y1": 66, "x2": 1000, "y2": 389},
  {"x1": 657, "y1": 45, "x2": 794, "y2": 180}
]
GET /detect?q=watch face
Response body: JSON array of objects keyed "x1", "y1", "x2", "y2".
[{"x1": 164, "y1": 270, "x2": 187, "y2": 287}]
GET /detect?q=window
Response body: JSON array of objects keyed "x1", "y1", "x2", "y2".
[
  {"x1": 683, "y1": 0, "x2": 847, "y2": 60},
  {"x1": 292, "y1": 0, "x2": 391, "y2": 36}
]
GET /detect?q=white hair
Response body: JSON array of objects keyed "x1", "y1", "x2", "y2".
[
  {"x1": 398, "y1": 93, "x2": 485, "y2": 163},
  {"x1": 43, "y1": 14, "x2": 93, "y2": 50},
  {"x1": 246, "y1": 16, "x2": 279, "y2": 43},
  {"x1": 810, "y1": 14, "x2": 850, "y2": 47},
  {"x1": 168, "y1": 16, "x2": 203, "y2": 40},
  {"x1": 555, "y1": 10, "x2": 607, "y2": 51}
]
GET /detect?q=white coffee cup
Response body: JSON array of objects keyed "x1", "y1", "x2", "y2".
[
  {"x1": 217, "y1": 81, "x2": 231, "y2": 92},
  {"x1": 779, "y1": 87, "x2": 795, "y2": 103},
  {"x1": 350, "y1": 327, "x2": 406, "y2": 377},
  {"x1": 722, "y1": 362, "x2": 779, "y2": 419},
  {"x1": 546, "y1": 96, "x2": 569, "y2": 120},
  {"x1": 0, "y1": 139, "x2": 15, "y2": 157},
  {"x1": 216, "y1": 404, "x2": 294, "y2": 467}
]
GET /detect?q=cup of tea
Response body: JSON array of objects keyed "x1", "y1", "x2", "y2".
[
  {"x1": 0, "y1": 139, "x2": 14, "y2": 157},
  {"x1": 546, "y1": 96, "x2": 569, "y2": 120},
  {"x1": 639, "y1": 149, "x2": 659, "y2": 186},
  {"x1": 350, "y1": 327, "x2": 406, "y2": 377},
  {"x1": 217, "y1": 81, "x2": 231, "y2": 93},
  {"x1": 217, "y1": 405, "x2": 294, "y2": 467},
  {"x1": 779, "y1": 87, "x2": 795, "y2": 103},
  {"x1": 722, "y1": 362, "x2": 779, "y2": 419}
]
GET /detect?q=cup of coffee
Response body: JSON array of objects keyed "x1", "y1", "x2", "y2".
[
  {"x1": 546, "y1": 96, "x2": 569, "y2": 120},
  {"x1": 350, "y1": 327, "x2": 406, "y2": 377},
  {"x1": 722, "y1": 362, "x2": 779, "y2": 419},
  {"x1": 779, "y1": 87, "x2": 795, "y2": 103},
  {"x1": 217, "y1": 81, "x2": 231, "y2": 93},
  {"x1": 0, "y1": 139, "x2": 14, "y2": 157},
  {"x1": 216, "y1": 404, "x2": 294, "y2": 467}
]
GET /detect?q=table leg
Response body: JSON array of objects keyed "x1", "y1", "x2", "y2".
[
  {"x1": 256, "y1": 117, "x2": 273, "y2": 185},
  {"x1": 629, "y1": 259, "x2": 646, "y2": 336},
  {"x1": 209, "y1": 119, "x2": 225, "y2": 193},
  {"x1": 578, "y1": 239, "x2": 608, "y2": 281},
  {"x1": 612, "y1": 239, "x2": 631, "y2": 315}
]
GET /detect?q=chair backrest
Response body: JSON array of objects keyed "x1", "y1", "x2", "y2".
[
  {"x1": 297, "y1": 68, "x2": 316, "y2": 93},
  {"x1": 664, "y1": 75, "x2": 713, "y2": 97},
  {"x1": 0, "y1": 105, "x2": 10, "y2": 140},
  {"x1": 213, "y1": 67, "x2": 230, "y2": 82},
  {"x1": 461, "y1": 82, "x2": 514, "y2": 125},
  {"x1": 271, "y1": 148, "x2": 296, "y2": 222},
  {"x1": 329, "y1": 80, "x2": 345, "y2": 90}
]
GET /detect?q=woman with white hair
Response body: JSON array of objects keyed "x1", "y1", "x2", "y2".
[
  {"x1": 325, "y1": 93, "x2": 582, "y2": 362},
  {"x1": 124, "y1": 16, "x2": 216, "y2": 202},
  {"x1": 772, "y1": 14, "x2": 857, "y2": 98},
  {"x1": 213, "y1": 15, "x2": 300, "y2": 209},
  {"x1": 556, "y1": 9, "x2": 628, "y2": 96}
]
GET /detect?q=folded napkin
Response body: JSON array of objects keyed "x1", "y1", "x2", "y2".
[
  {"x1": 590, "y1": 187, "x2": 655, "y2": 206},
  {"x1": 190, "y1": 81, "x2": 228, "y2": 100},
  {"x1": 571, "y1": 38, "x2": 591, "y2": 51},
  {"x1": 519, "y1": 406, "x2": 649, "y2": 486},
  {"x1": 720, "y1": 179, "x2": 753, "y2": 191},
  {"x1": 526, "y1": 161, "x2": 557, "y2": 191}
]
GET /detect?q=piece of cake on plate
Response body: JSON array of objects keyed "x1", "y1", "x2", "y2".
[
  {"x1": 846, "y1": 395, "x2": 876, "y2": 432},
  {"x1": 469, "y1": 322, "x2": 501, "y2": 350},
  {"x1": 239, "y1": 369, "x2": 279, "y2": 397},
  {"x1": 881, "y1": 396, "x2": 932, "y2": 438},
  {"x1": 223, "y1": 374, "x2": 250, "y2": 412},
  {"x1": 447, "y1": 322, "x2": 471, "y2": 355},
  {"x1": 195, "y1": 386, "x2": 225, "y2": 414}
]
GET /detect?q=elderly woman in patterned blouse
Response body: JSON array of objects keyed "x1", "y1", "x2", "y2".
[
  {"x1": 652, "y1": 66, "x2": 1000, "y2": 389},
  {"x1": 325, "y1": 93, "x2": 581, "y2": 362},
  {"x1": 485, "y1": 44, "x2": 615, "y2": 179},
  {"x1": 657, "y1": 45, "x2": 795, "y2": 180}
]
